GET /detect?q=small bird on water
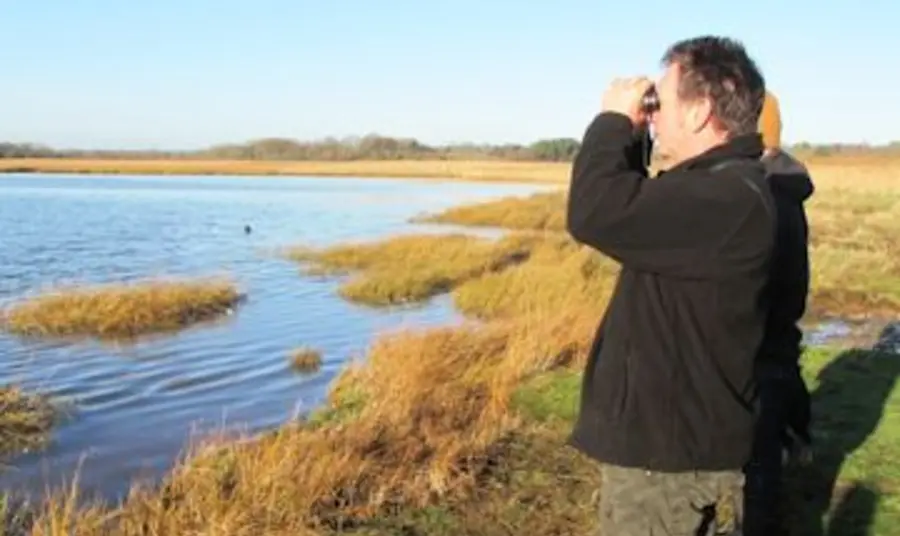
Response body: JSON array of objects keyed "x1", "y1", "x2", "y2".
[{"x1": 244, "y1": 224, "x2": 252, "y2": 234}]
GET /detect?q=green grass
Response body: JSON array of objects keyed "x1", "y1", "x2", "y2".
[
  {"x1": 509, "y1": 369, "x2": 581, "y2": 424},
  {"x1": 783, "y1": 347, "x2": 900, "y2": 535}
]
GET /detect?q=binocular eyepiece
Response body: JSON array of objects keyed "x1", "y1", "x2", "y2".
[{"x1": 641, "y1": 86, "x2": 660, "y2": 114}]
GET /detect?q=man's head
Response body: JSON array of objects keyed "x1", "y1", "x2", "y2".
[
  {"x1": 651, "y1": 36, "x2": 766, "y2": 166},
  {"x1": 759, "y1": 90, "x2": 782, "y2": 155}
]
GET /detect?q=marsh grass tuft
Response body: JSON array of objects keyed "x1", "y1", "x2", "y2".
[
  {"x1": 290, "y1": 347, "x2": 323, "y2": 373},
  {"x1": 0, "y1": 278, "x2": 242, "y2": 340},
  {"x1": 0, "y1": 386, "x2": 59, "y2": 459}
]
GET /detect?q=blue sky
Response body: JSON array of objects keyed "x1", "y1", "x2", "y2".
[{"x1": 1, "y1": 0, "x2": 896, "y2": 150}]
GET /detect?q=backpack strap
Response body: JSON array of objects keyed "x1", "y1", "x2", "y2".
[{"x1": 709, "y1": 159, "x2": 775, "y2": 221}]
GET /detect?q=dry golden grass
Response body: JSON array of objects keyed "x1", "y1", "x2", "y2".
[
  {"x1": 18, "y1": 310, "x2": 592, "y2": 535},
  {"x1": 0, "y1": 386, "x2": 59, "y2": 459},
  {"x1": 452, "y1": 233, "x2": 618, "y2": 320},
  {"x1": 309, "y1": 158, "x2": 900, "y2": 321},
  {"x1": 0, "y1": 158, "x2": 570, "y2": 183},
  {"x1": 286, "y1": 233, "x2": 538, "y2": 306},
  {"x1": 413, "y1": 190, "x2": 567, "y2": 231},
  {"x1": 802, "y1": 167, "x2": 900, "y2": 318},
  {"x1": 290, "y1": 347, "x2": 323, "y2": 374},
  {"x1": 420, "y1": 192, "x2": 567, "y2": 232},
  {"x1": 1, "y1": 153, "x2": 898, "y2": 184},
  {"x1": 0, "y1": 279, "x2": 242, "y2": 340}
]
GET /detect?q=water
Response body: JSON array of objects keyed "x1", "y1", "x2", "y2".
[{"x1": 0, "y1": 173, "x2": 555, "y2": 501}]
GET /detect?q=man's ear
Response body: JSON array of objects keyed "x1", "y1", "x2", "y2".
[{"x1": 687, "y1": 97, "x2": 714, "y2": 133}]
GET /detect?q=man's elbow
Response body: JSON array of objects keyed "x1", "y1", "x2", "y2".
[{"x1": 566, "y1": 212, "x2": 607, "y2": 249}]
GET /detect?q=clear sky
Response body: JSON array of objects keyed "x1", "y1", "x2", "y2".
[{"x1": 2, "y1": 0, "x2": 896, "y2": 150}]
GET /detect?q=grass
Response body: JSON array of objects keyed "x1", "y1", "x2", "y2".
[
  {"x1": 0, "y1": 386, "x2": 59, "y2": 460},
  {"x1": 292, "y1": 170, "x2": 900, "y2": 323},
  {"x1": 3, "y1": 156, "x2": 900, "y2": 534},
  {"x1": 1, "y1": 153, "x2": 897, "y2": 183},
  {"x1": 285, "y1": 233, "x2": 538, "y2": 306},
  {"x1": 0, "y1": 278, "x2": 242, "y2": 340},
  {"x1": 290, "y1": 347, "x2": 323, "y2": 373},
  {"x1": 8, "y1": 321, "x2": 554, "y2": 534},
  {"x1": 451, "y1": 233, "x2": 618, "y2": 320},
  {"x1": 415, "y1": 161, "x2": 900, "y2": 321},
  {"x1": 351, "y1": 345, "x2": 900, "y2": 536},
  {"x1": 783, "y1": 347, "x2": 900, "y2": 535},
  {"x1": 13, "y1": 342, "x2": 899, "y2": 535},
  {"x1": 412, "y1": 190, "x2": 567, "y2": 231},
  {"x1": 5, "y1": 308, "x2": 593, "y2": 535}
]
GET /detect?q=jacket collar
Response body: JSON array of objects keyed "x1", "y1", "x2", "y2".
[{"x1": 665, "y1": 133, "x2": 765, "y2": 173}]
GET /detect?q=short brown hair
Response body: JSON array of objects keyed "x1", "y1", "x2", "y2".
[{"x1": 661, "y1": 36, "x2": 766, "y2": 138}]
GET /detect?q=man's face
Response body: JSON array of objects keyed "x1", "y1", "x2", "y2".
[{"x1": 650, "y1": 63, "x2": 706, "y2": 166}]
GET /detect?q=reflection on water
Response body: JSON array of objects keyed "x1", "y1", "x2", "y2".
[
  {"x1": 803, "y1": 317, "x2": 887, "y2": 350},
  {"x1": 0, "y1": 173, "x2": 555, "y2": 500},
  {"x1": 804, "y1": 319, "x2": 854, "y2": 346}
]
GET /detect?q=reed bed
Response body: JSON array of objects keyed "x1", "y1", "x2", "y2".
[{"x1": 1, "y1": 279, "x2": 242, "y2": 339}]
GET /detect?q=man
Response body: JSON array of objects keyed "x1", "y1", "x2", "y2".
[
  {"x1": 743, "y1": 90, "x2": 815, "y2": 536},
  {"x1": 566, "y1": 36, "x2": 776, "y2": 535}
]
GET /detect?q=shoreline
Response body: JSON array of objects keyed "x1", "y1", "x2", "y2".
[{"x1": 2, "y1": 154, "x2": 899, "y2": 185}]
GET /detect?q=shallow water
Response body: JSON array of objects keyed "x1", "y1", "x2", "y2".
[{"x1": 0, "y1": 173, "x2": 554, "y2": 501}]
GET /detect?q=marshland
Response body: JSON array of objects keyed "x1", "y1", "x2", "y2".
[{"x1": 0, "y1": 153, "x2": 898, "y2": 534}]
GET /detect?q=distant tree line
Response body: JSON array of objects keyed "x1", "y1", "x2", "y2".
[
  {"x1": 0, "y1": 135, "x2": 581, "y2": 162},
  {"x1": 2, "y1": 136, "x2": 899, "y2": 162}
]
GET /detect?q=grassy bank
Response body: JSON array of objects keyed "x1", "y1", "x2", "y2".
[
  {"x1": 3, "y1": 157, "x2": 900, "y2": 534},
  {"x1": 8, "y1": 337, "x2": 898, "y2": 534}
]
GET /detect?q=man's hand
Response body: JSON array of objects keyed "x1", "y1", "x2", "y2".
[{"x1": 601, "y1": 77, "x2": 654, "y2": 126}]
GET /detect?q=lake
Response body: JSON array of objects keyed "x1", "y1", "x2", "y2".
[{"x1": 0, "y1": 173, "x2": 555, "y2": 502}]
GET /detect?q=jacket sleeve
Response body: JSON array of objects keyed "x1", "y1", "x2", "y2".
[{"x1": 566, "y1": 112, "x2": 771, "y2": 279}]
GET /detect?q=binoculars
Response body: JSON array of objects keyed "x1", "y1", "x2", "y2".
[{"x1": 641, "y1": 86, "x2": 660, "y2": 114}]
